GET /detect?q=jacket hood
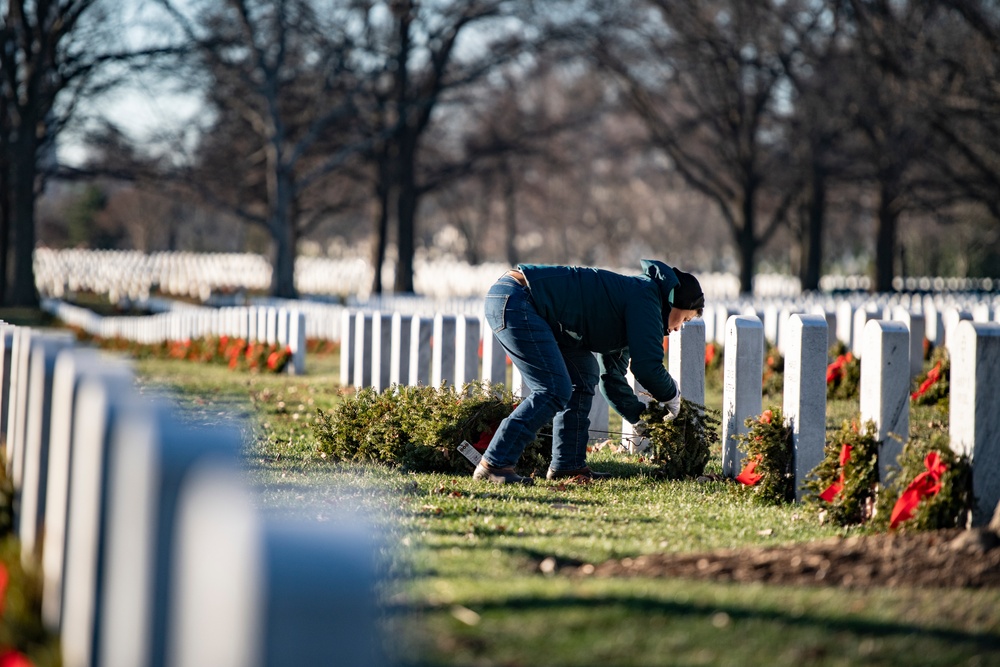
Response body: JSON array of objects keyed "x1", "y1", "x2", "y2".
[{"x1": 640, "y1": 259, "x2": 680, "y2": 305}]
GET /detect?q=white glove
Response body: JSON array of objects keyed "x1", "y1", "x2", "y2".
[
  {"x1": 628, "y1": 420, "x2": 651, "y2": 454},
  {"x1": 663, "y1": 392, "x2": 682, "y2": 422}
]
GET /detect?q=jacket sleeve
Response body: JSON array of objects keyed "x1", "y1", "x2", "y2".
[
  {"x1": 622, "y1": 287, "x2": 679, "y2": 404},
  {"x1": 598, "y1": 350, "x2": 646, "y2": 425}
]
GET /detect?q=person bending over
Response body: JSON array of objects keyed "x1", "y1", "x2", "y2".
[{"x1": 475, "y1": 259, "x2": 705, "y2": 485}]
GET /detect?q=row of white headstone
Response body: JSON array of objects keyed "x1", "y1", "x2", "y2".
[
  {"x1": 37, "y1": 247, "x2": 815, "y2": 303},
  {"x1": 338, "y1": 305, "x2": 1000, "y2": 526},
  {"x1": 720, "y1": 313, "x2": 1000, "y2": 525},
  {"x1": 0, "y1": 325, "x2": 385, "y2": 666},
  {"x1": 40, "y1": 300, "x2": 308, "y2": 375},
  {"x1": 698, "y1": 290, "x2": 1000, "y2": 358}
]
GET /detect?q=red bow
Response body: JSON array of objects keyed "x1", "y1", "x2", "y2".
[
  {"x1": 911, "y1": 361, "x2": 943, "y2": 400},
  {"x1": 736, "y1": 454, "x2": 763, "y2": 485},
  {"x1": 736, "y1": 411, "x2": 775, "y2": 486},
  {"x1": 890, "y1": 452, "x2": 947, "y2": 529},
  {"x1": 473, "y1": 427, "x2": 494, "y2": 452},
  {"x1": 826, "y1": 352, "x2": 853, "y2": 384},
  {"x1": 705, "y1": 343, "x2": 717, "y2": 366},
  {"x1": 819, "y1": 444, "x2": 853, "y2": 501}
]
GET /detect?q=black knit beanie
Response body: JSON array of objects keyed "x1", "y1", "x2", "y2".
[{"x1": 671, "y1": 269, "x2": 705, "y2": 311}]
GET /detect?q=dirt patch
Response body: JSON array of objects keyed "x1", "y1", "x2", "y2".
[{"x1": 562, "y1": 528, "x2": 1000, "y2": 588}]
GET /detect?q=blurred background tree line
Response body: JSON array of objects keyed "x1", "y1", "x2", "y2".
[{"x1": 2, "y1": 0, "x2": 999, "y2": 305}]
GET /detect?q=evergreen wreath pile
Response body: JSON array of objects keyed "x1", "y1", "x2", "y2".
[
  {"x1": 704, "y1": 342, "x2": 723, "y2": 391},
  {"x1": 803, "y1": 420, "x2": 880, "y2": 525},
  {"x1": 641, "y1": 398, "x2": 721, "y2": 479},
  {"x1": 314, "y1": 382, "x2": 550, "y2": 474},
  {"x1": 826, "y1": 343, "x2": 861, "y2": 400},
  {"x1": 910, "y1": 348, "x2": 950, "y2": 406},
  {"x1": 735, "y1": 407, "x2": 795, "y2": 504},
  {"x1": 761, "y1": 348, "x2": 784, "y2": 398},
  {"x1": 873, "y1": 432, "x2": 973, "y2": 532}
]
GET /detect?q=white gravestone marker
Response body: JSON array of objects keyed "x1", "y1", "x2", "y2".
[
  {"x1": 41, "y1": 350, "x2": 133, "y2": 633},
  {"x1": 783, "y1": 314, "x2": 828, "y2": 500},
  {"x1": 168, "y1": 467, "x2": 386, "y2": 667},
  {"x1": 99, "y1": 406, "x2": 242, "y2": 667},
  {"x1": 722, "y1": 316, "x2": 764, "y2": 477},
  {"x1": 860, "y1": 320, "x2": 910, "y2": 482},
  {"x1": 668, "y1": 319, "x2": 706, "y2": 407},
  {"x1": 949, "y1": 321, "x2": 1000, "y2": 526}
]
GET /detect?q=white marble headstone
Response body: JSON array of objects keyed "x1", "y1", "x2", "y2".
[
  {"x1": 668, "y1": 319, "x2": 706, "y2": 407},
  {"x1": 167, "y1": 467, "x2": 386, "y2": 667},
  {"x1": 431, "y1": 314, "x2": 457, "y2": 387},
  {"x1": 722, "y1": 315, "x2": 764, "y2": 477},
  {"x1": 41, "y1": 349, "x2": 133, "y2": 633},
  {"x1": 860, "y1": 320, "x2": 910, "y2": 481},
  {"x1": 949, "y1": 320, "x2": 1000, "y2": 526},
  {"x1": 18, "y1": 333, "x2": 77, "y2": 560},
  {"x1": 783, "y1": 314, "x2": 828, "y2": 500},
  {"x1": 99, "y1": 406, "x2": 242, "y2": 667}
]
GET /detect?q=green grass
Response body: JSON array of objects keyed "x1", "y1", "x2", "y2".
[{"x1": 133, "y1": 354, "x2": 1000, "y2": 667}]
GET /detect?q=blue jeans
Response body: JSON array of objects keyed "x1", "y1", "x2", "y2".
[{"x1": 483, "y1": 275, "x2": 599, "y2": 471}]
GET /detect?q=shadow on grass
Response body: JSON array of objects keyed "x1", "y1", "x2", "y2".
[{"x1": 385, "y1": 591, "x2": 1000, "y2": 651}]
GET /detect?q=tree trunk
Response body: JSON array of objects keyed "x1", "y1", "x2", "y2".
[
  {"x1": 394, "y1": 139, "x2": 417, "y2": 294},
  {"x1": 874, "y1": 179, "x2": 900, "y2": 294},
  {"x1": 802, "y1": 164, "x2": 826, "y2": 292},
  {"x1": 269, "y1": 169, "x2": 298, "y2": 299},
  {"x1": 8, "y1": 132, "x2": 39, "y2": 307},
  {"x1": 370, "y1": 159, "x2": 391, "y2": 295},
  {"x1": 736, "y1": 191, "x2": 757, "y2": 296}
]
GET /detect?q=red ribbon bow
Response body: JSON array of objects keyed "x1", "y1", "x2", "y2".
[
  {"x1": 819, "y1": 444, "x2": 853, "y2": 501},
  {"x1": 705, "y1": 343, "x2": 717, "y2": 367},
  {"x1": 889, "y1": 452, "x2": 947, "y2": 529},
  {"x1": 826, "y1": 352, "x2": 853, "y2": 384},
  {"x1": 911, "y1": 361, "x2": 943, "y2": 400},
  {"x1": 736, "y1": 411, "x2": 772, "y2": 486},
  {"x1": 736, "y1": 454, "x2": 763, "y2": 485}
]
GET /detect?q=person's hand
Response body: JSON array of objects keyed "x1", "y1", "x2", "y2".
[{"x1": 663, "y1": 392, "x2": 682, "y2": 422}]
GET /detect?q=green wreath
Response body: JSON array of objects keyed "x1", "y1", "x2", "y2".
[
  {"x1": 803, "y1": 419, "x2": 880, "y2": 526},
  {"x1": 734, "y1": 406, "x2": 795, "y2": 505}
]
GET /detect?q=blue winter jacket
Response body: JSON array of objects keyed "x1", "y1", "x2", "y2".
[{"x1": 517, "y1": 259, "x2": 680, "y2": 424}]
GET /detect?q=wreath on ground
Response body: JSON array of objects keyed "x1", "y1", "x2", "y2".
[
  {"x1": 802, "y1": 420, "x2": 880, "y2": 526},
  {"x1": 911, "y1": 347, "x2": 949, "y2": 406},
  {"x1": 826, "y1": 343, "x2": 861, "y2": 400},
  {"x1": 641, "y1": 399, "x2": 721, "y2": 480},
  {"x1": 872, "y1": 431, "x2": 974, "y2": 532},
  {"x1": 704, "y1": 342, "x2": 723, "y2": 390},
  {"x1": 314, "y1": 382, "x2": 550, "y2": 474},
  {"x1": 734, "y1": 407, "x2": 795, "y2": 505},
  {"x1": 761, "y1": 347, "x2": 784, "y2": 398}
]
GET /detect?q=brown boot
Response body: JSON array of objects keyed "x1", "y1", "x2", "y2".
[{"x1": 473, "y1": 461, "x2": 534, "y2": 485}]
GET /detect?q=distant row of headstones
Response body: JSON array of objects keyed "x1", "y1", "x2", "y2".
[
  {"x1": 41, "y1": 300, "x2": 308, "y2": 375},
  {"x1": 0, "y1": 324, "x2": 386, "y2": 666},
  {"x1": 37, "y1": 247, "x2": 824, "y2": 303}
]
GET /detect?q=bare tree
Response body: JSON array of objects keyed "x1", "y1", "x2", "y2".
[
  {"x1": 780, "y1": 4, "x2": 858, "y2": 290},
  {"x1": 830, "y1": 0, "x2": 1000, "y2": 291},
  {"x1": 351, "y1": 0, "x2": 605, "y2": 293},
  {"x1": 154, "y1": 0, "x2": 371, "y2": 298},
  {"x1": 594, "y1": 1, "x2": 807, "y2": 294},
  {"x1": 0, "y1": 0, "x2": 178, "y2": 306}
]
